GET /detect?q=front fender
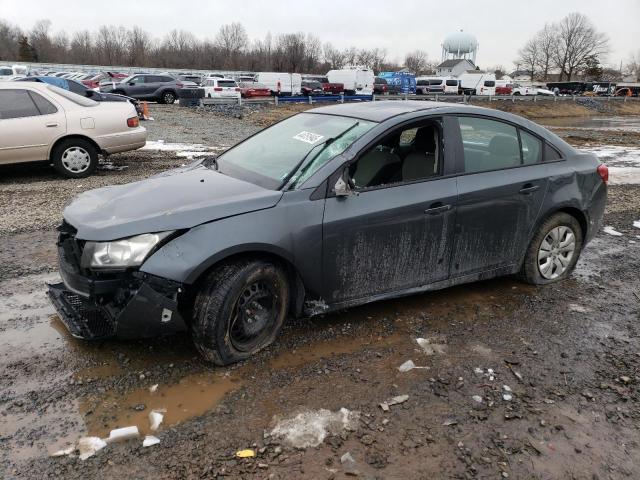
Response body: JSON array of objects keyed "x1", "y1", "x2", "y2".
[{"x1": 139, "y1": 189, "x2": 325, "y2": 292}]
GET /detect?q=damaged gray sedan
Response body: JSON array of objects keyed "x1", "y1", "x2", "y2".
[{"x1": 48, "y1": 101, "x2": 607, "y2": 365}]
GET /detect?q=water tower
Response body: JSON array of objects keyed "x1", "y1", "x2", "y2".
[{"x1": 442, "y1": 30, "x2": 478, "y2": 64}]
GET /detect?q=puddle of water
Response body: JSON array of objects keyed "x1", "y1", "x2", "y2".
[
  {"x1": 80, "y1": 372, "x2": 241, "y2": 437},
  {"x1": 540, "y1": 115, "x2": 640, "y2": 132}
]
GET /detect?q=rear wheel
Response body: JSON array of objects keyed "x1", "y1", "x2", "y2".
[
  {"x1": 159, "y1": 91, "x2": 176, "y2": 104},
  {"x1": 520, "y1": 213, "x2": 583, "y2": 285},
  {"x1": 51, "y1": 138, "x2": 98, "y2": 178},
  {"x1": 191, "y1": 260, "x2": 290, "y2": 365}
]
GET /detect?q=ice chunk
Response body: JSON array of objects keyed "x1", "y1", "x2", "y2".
[{"x1": 78, "y1": 437, "x2": 107, "y2": 460}]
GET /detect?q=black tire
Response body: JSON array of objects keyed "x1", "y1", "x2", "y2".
[
  {"x1": 191, "y1": 260, "x2": 290, "y2": 365},
  {"x1": 513, "y1": 91, "x2": 521, "y2": 96},
  {"x1": 51, "y1": 138, "x2": 98, "y2": 178},
  {"x1": 159, "y1": 90, "x2": 176, "y2": 104},
  {"x1": 520, "y1": 212, "x2": 583, "y2": 285}
]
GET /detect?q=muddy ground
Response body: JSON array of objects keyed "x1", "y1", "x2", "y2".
[{"x1": 1, "y1": 103, "x2": 639, "y2": 480}]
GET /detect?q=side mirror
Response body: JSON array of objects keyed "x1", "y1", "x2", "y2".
[
  {"x1": 334, "y1": 174, "x2": 353, "y2": 197},
  {"x1": 128, "y1": 82, "x2": 135, "y2": 86}
]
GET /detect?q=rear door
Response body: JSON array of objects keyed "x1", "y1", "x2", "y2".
[
  {"x1": 0, "y1": 89, "x2": 66, "y2": 164},
  {"x1": 322, "y1": 117, "x2": 458, "y2": 303},
  {"x1": 450, "y1": 115, "x2": 548, "y2": 276}
]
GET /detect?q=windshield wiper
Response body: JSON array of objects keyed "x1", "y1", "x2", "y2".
[{"x1": 278, "y1": 121, "x2": 360, "y2": 190}]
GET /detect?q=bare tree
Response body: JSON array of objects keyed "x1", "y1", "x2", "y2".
[
  {"x1": 554, "y1": 12, "x2": 609, "y2": 80},
  {"x1": 404, "y1": 50, "x2": 428, "y2": 74},
  {"x1": 516, "y1": 38, "x2": 540, "y2": 80},
  {"x1": 624, "y1": 50, "x2": 640, "y2": 81},
  {"x1": 127, "y1": 26, "x2": 153, "y2": 67},
  {"x1": 0, "y1": 19, "x2": 22, "y2": 61},
  {"x1": 29, "y1": 20, "x2": 54, "y2": 62},
  {"x1": 535, "y1": 23, "x2": 557, "y2": 80},
  {"x1": 323, "y1": 43, "x2": 344, "y2": 69},
  {"x1": 215, "y1": 22, "x2": 248, "y2": 69}
]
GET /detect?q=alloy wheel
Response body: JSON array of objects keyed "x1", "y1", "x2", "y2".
[{"x1": 537, "y1": 226, "x2": 576, "y2": 279}]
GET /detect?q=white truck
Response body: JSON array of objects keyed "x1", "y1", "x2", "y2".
[
  {"x1": 254, "y1": 72, "x2": 302, "y2": 96},
  {"x1": 458, "y1": 72, "x2": 496, "y2": 96},
  {"x1": 327, "y1": 66, "x2": 375, "y2": 95}
]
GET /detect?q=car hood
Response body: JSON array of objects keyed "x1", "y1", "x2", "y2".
[{"x1": 64, "y1": 165, "x2": 283, "y2": 241}]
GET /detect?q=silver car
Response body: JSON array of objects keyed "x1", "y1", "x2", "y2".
[{"x1": 0, "y1": 82, "x2": 147, "y2": 178}]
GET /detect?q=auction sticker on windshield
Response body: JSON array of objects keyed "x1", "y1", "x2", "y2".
[{"x1": 293, "y1": 131, "x2": 324, "y2": 144}]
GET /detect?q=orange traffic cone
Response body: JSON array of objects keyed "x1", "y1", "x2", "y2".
[{"x1": 142, "y1": 101, "x2": 149, "y2": 120}]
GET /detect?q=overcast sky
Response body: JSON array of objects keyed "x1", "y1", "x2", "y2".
[{"x1": 0, "y1": 0, "x2": 638, "y2": 69}]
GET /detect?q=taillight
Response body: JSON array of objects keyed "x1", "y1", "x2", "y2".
[
  {"x1": 597, "y1": 164, "x2": 609, "y2": 183},
  {"x1": 235, "y1": 88, "x2": 240, "y2": 91},
  {"x1": 127, "y1": 116, "x2": 139, "y2": 128},
  {"x1": 214, "y1": 87, "x2": 223, "y2": 91}
]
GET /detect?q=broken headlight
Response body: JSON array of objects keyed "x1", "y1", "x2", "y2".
[{"x1": 81, "y1": 232, "x2": 174, "y2": 270}]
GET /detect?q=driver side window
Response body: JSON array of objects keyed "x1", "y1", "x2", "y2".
[{"x1": 349, "y1": 120, "x2": 442, "y2": 189}]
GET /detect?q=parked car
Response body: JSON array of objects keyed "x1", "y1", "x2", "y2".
[
  {"x1": 254, "y1": 72, "x2": 302, "y2": 96},
  {"x1": 0, "y1": 65, "x2": 28, "y2": 81},
  {"x1": 511, "y1": 84, "x2": 537, "y2": 96},
  {"x1": 238, "y1": 82, "x2": 271, "y2": 98},
  {"x1": 459, "y1": 73, "x2": 497, "y2": 95},
  {"x1": 82, "y1": 72, "x2": 128, "y2": 90},
  {"x1": 327, "y1": 66, "x2": 374, "y2": 95},
  {"x1": 48, "y1": 101, "x2": 606, "y2": 365},
  {"x1": 378, "y1": 71, "x2": 416, "y2": 94},
  {"x1": 101, "y1": 74, "x2": 197, "y2": 104},
  {"x1": 301, "y1": 80, "x2": 324, "y2": 96},
  {"x1": 177, "y1": 74, "x2": 203, "y2": 86},
  {"x1": 374, "y1": 77, "x2": 389, "y2": 94},
  {"x1": 18, "y1": 76, "x2": 144, "y2": 118},
  {"x1": 303, "y1": 75, "x2": 344, "y2": 95},
  {"x1": 495, "y1": 81, "x2": 513, "y2": 95},
  {"x1": 202, "y1": 78, "x2": 240, "y2": 99},
  {"x1": 0, "y1": 82, "x2": 146, "y2": 177}
]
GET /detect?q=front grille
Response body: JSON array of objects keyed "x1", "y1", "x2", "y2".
[{"x1": 60, "y1": 290, "x2": 116, "y2": 339}]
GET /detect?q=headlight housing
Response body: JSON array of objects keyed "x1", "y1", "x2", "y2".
[{"x1": 81, "y1": 231, "x2": 174, "y2": 270}]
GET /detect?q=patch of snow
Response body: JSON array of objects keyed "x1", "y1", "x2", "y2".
[
  {"x1": 603, "y1": 226, "x2": 623, "y2": 236},
  {"x1": 568, "y1": 303, "x2": 591, "y2": 313},
  {"x1": 268, "y1": 408, "x2": 360, "y2": 449},
  {"x1": 633, "y1": 221, "x2": 640, "y2": 229},
  {"x1": 581, "y1": 146, "x2": 640, "y2": 185},
  {"x1": 142, "y1": 141, "x2": 227, "y2": 159},
  {"x1": 142, "y1": 435, "x2": 160, "y2": 447}
]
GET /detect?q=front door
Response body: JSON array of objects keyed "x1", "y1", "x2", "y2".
[
  {"x1": 450, "y1": 116, "x2": 548, "y2": 276},
  {"x1": 322, "y1": 118, "x2": 457, "y2": 304},
  {"x1": 0, "y1": 89, "x2": 66, "y2": 164}
]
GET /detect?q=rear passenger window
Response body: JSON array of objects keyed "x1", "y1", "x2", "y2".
[
  {"x1": 458, "y1": 117, "x2": 520, "y2": 173},
  {"x1": 520, "y1": 130, "x2": 542, "y2": 164},
  {"x1": 0, "y1": 90, "x2": 40, "y2": 119},
  {"x1": 29, "y1": 91, "x2": 58, "y2": 115},
  {"x1": 544, "y1": 143, "x2": 563, "y2": 161}
]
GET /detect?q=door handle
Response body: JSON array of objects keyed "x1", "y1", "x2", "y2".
[
  {"x1": 519, "y1": 184, "x2": 540, "y2": 194},
  {"x1": 45, "y1": 122, "x2": 59, "y2": 127},
  {"x1": 425, "y1": 203, "x2": 451, "y2": 215}
]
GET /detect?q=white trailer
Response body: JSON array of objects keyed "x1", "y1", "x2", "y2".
[
  {"x1": 254, "y1": 72, "x2": 302, "y2": 96},
  {"x1": 458, "y1": 72, "x2": 496, "y2": 95},
  {"x1": 327, "y1": 66, "x2": 374, "y2": 95}
]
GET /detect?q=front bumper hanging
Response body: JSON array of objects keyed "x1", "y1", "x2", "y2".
[{"x1": 48, "y1": 276, "x2": 188, "y2": 341}]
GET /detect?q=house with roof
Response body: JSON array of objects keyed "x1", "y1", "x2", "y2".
[{"x1": 435, "y1": 59, "x2": 476, "y2": 78}]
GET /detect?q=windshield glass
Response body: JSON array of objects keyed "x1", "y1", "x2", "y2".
[{"x1": 217, "y1": 113, "x2": 376, "y2": 189}]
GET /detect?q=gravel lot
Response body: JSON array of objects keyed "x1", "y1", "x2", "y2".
[{"x1": 1, "y1": 103, "x2": 639, "y2": 480}]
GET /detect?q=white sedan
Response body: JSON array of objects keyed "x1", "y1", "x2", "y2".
[{"x1": 0, "y1": 82, "x2": 146, "y2": 178}]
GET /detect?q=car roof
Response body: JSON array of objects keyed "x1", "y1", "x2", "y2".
[{"x1": 308, "y1": 100, "x2": 446, "y2": 122}]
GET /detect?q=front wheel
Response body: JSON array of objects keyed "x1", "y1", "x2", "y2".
[
  {"x1": 191, "y1": 260, "x2": 290, "y2": 365},
  {"x1": 520, "y1": 213, "x2": 583, "y2": 285}
]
